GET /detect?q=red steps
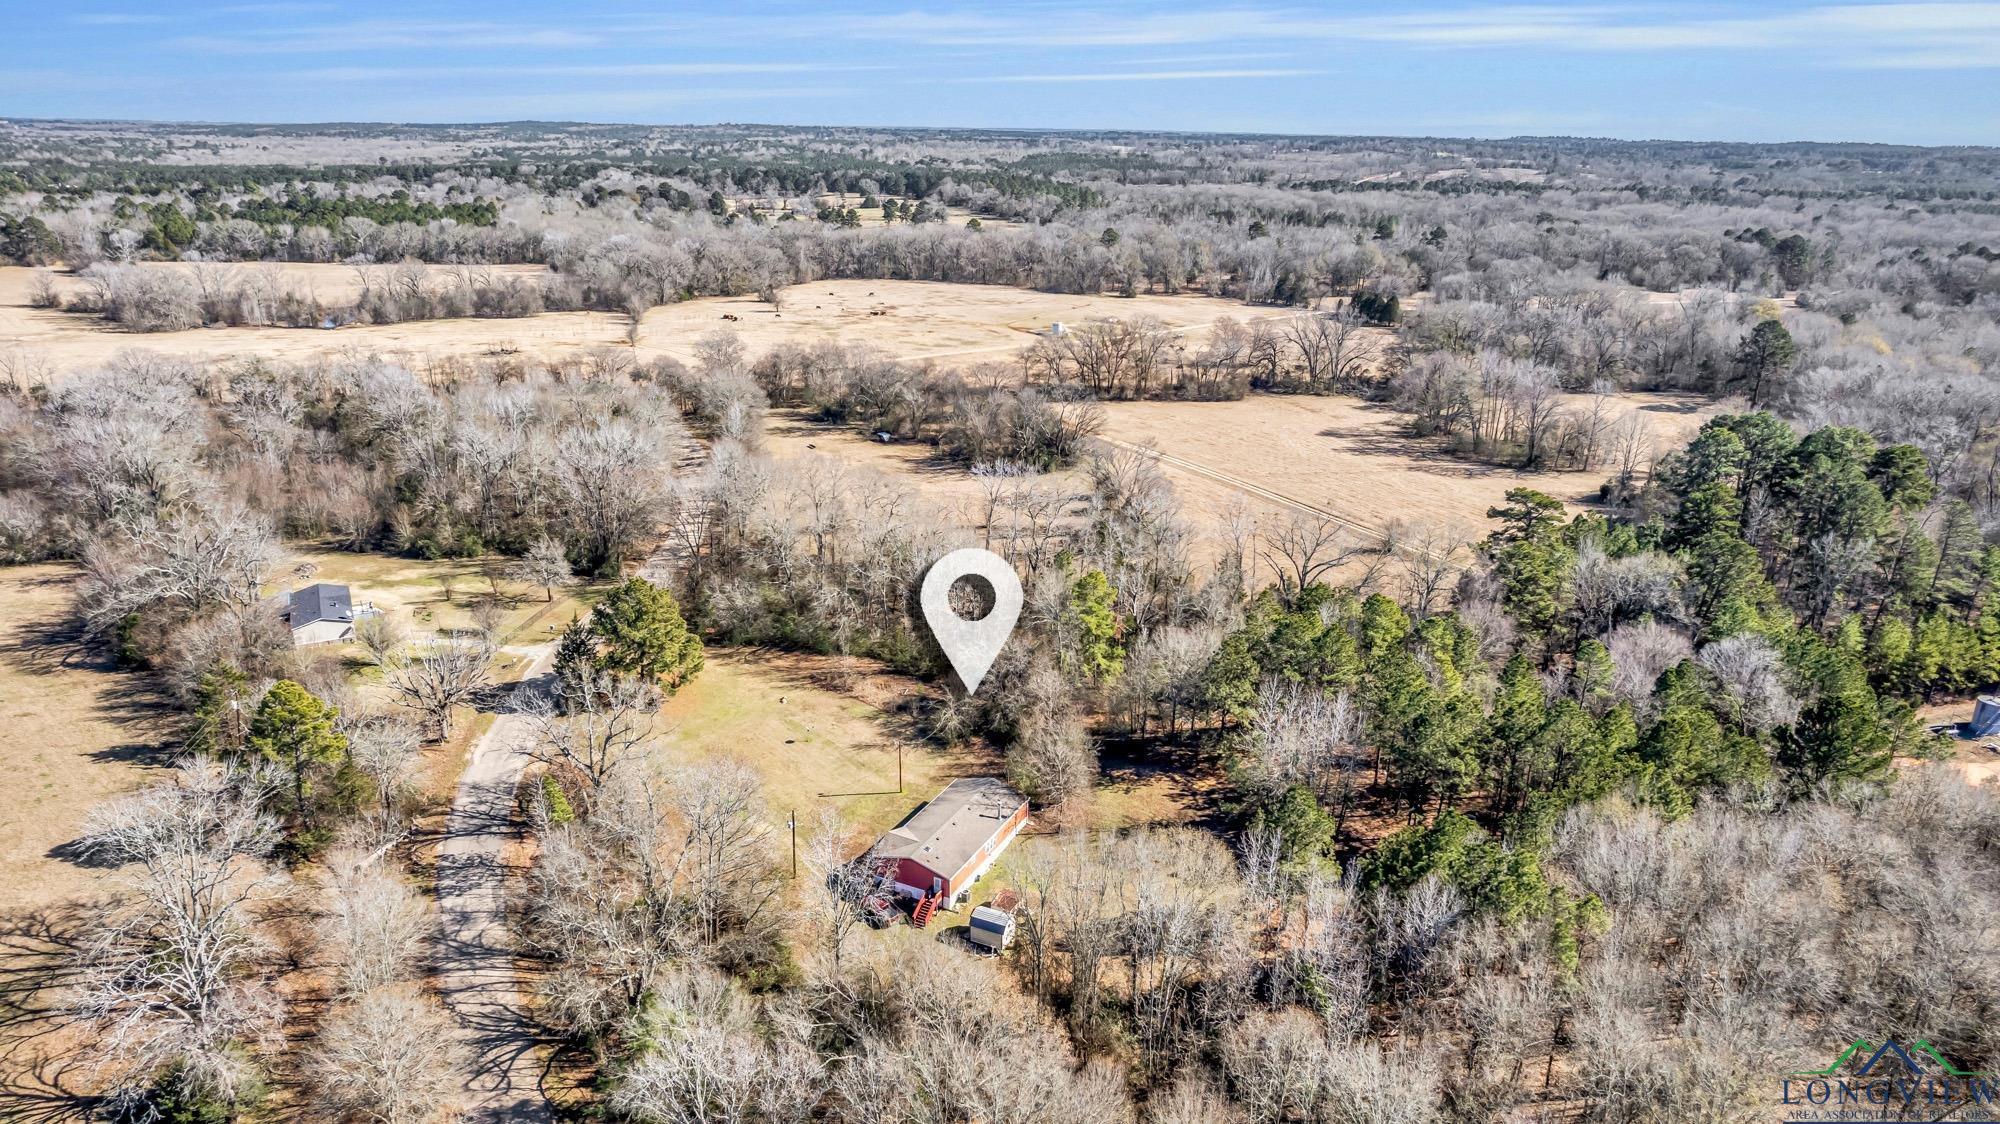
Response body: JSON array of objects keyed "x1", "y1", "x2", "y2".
[{"x1": 911, "y1": 892, "x2": 941, "y2": 928}]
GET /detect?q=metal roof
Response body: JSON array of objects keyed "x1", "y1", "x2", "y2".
[
  {"x1": 288, "y1": 583, "x2": 354, "y2": 627},
  {"x1": 875, "y1": 776, "x2": 1026, "y2": 881}
]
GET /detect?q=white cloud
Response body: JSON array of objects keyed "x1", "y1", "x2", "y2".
[
  {"x1": 957, "y1": 68, "x2": 1321, "y2": 83},
  {"x1": 74, "y1": 12, "x2": 170, "y2": 24},
  {"x1": 173, "y1": 20, "x2": 605, "y2": 54},
  {"x1": 397, "y1": 86, "x2": 844, "y2": 120},
  {"x1": 801, "y1": 2, "x2": 2000, "y2": 69},
  {"x1": 148, "y1": 2, "x2": 2000, "y2": 71},
  {"x1": 293, "y1": 62, "x2": 866, "y2": 83}
]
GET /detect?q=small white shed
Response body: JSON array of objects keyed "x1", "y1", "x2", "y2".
[{"x1": 967, "y1": 905, "x2": 1016, "y2": 952}]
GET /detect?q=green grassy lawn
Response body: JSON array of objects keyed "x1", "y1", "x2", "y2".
[
  {"x1": 279, "y1": 546, "x2": 607, "y2": 655},
  {"x1": 658, "y1": 650, "x2": 996, "y2": 842}
]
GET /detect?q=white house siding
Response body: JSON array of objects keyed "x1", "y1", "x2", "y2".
[{"x1": 292, "y1": 619, "x2": 354, "y2": 646}]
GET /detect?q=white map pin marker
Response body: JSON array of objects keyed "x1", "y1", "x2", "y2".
[{"x1": 920, "y1": 547, "x2": 1022, "y2": 696}]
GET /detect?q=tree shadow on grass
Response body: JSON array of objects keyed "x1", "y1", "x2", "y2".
[
  {"x1": 1, "y1": 594, "x2": 97, "y2": 680},
  {"x1": 1096, "y1": 734, "x2": 1231, "y2": 833},
  {"x1": 1311, "y1": 424, "x2": 1541, "y2": 479},
  {"x1": 0, "y1": 902, "x2": 109, "y2": 1123},
  {"x1": 0, "y1": 576, "x2": 179, "y2": 734}
]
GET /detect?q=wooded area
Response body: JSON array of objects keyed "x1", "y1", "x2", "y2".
[{"x1": 1, "y1": 119, "x2": 1998, "y2": 1123}]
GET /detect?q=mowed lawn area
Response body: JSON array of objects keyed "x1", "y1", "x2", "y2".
[
  {"x1": 282, "y1": 547, "x2": 601, "y2": 657},
  {"x1": 658, "y1": 650, "x2": 998, "y2": 847}
]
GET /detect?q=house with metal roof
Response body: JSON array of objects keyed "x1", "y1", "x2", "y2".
[
  {"x1": 874, "y1": 776, "x2": 1029, "y2": 924},
  {"x1": 284, "y1": 583, "x2": 376, "y2": 645}
]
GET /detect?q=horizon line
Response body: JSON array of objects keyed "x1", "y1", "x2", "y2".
[{"x1": 4, "y1": 113, "x2": 1996, "y2": 153}]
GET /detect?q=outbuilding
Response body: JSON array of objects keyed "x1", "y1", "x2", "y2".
[
  {"x1": 874, "y1": 777, "x2": 1029, "y2": 918},
  {"x1": 967, "y1": 904, "x2": 1017, "y2": 952},
  {"x1": 284, "y1": 583, "x2": 376, "y2": 646},
  {"x1": 1970, "y1": 695, "x2": 2000, "y2": 737}
]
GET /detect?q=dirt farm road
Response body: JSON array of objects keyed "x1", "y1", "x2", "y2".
[
  {"x1": 1100, "y1": 436, "x2": 1372, "y2": 532},
  {"x1": 433, "y1": 640, "x2": 559, "y2": 1124}
]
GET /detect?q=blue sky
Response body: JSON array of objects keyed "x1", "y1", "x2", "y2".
[{"x1": 4, "y1": 1, "x2": 1998, "y2": 144}]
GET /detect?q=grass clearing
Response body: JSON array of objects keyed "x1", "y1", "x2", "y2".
[
  {"x1": 280, "y1": 546, "x2": 600, "y2": 650},
  {"x1": 0, "y1": 564, "x2": 174, "y2": 913},
  {"x1": 1095, "y1": 391, "x2": 1721, "y2": 541},
  {"x1": 0, "y1": 268, "x2": 1268, "y2": 381},
  {"x1": 658, "y1": 649, "x2": 996, "y2": 844}
]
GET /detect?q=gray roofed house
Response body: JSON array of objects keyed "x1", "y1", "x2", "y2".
[
  {"x1": 285, "y1": 582, "x2": 374, "y2": 645},
  {"x1": 874, "y1": 776, "x2": 1030, "y2": 907}
]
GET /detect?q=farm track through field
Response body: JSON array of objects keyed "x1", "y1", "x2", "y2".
[
  {"x1": 1098, "y1": 436, "x2": 1450, "y2": 564},
  {"x1": 1099, "y1": 436, "x2": 1384, "y2": 536}
]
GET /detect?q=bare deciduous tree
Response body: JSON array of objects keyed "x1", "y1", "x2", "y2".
[
  {"x1": 1697, "y1": 634, "x2": 1802, "y2": 733},
  {"x1": 317, "y1": 847, "x2": 428, "y2": 998},
  {"x1": 71, "y1": 758, "x2": 283, "y2": 1105},
  {"x1": 798, "y1": 808, "x2": 883, "y2": 976},
  {"x1": 1241, "y1": 678, "x2": 1362, "y2": 813},
  {"x1": 353, "y1": 611, "x2": 409, "y2": 669},
  {"x1": 75, "y1": 501, "x2": 281, "y2": 642},
  {"x1": 343, "y1": 714, "x2": 424, "y2": 820},
  {"x1": 1391, "y1": 522, "x2": 1469, "y2": 619},
  {"x1": 527, "y1": 667, "x2": 660, "y2": 792},
  {"x1": 515, "y1": 535, "x2": 575, "y2": 601},
  {"x1": 392, "y1": 641, "x2": 491, "y2": 741},
  {"x1": 1259, "y1": 512, "x2": 1362, "y2": 601},
  {"x1": 307, "y1": 985, "x2": 465, "y2": 1124},
  {"x1": 1606, "y1": 620, "x2": 1693, "y2": 708}
]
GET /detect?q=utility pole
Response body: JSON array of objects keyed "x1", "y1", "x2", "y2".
[
  {"x1": 898, "y1": 745, "x2": 904, "y2": 793},
  {"x1": 789, "y1": 809, "x2": 797, "y2": 880}
]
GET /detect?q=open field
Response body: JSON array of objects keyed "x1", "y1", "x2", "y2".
[
  {"x1": 0, "y1": 565, "x2": 172, "y2": 914},
  {"x1": 0, "y1": 266, "x2": 1279, "y2": 380},
  {"x1": 762, "y1": 387, "x2": 1722, "y2": 560},
  {"x1": 658, "y1": 649, "x2": 996, "y2": 846},
  {"x1": 737, "y1": 192, "x2": 1012, "y2": 229},
  {"x1": 760, "y1": 408, "x2": 1081, "y2": 535},
  {"x1": 1095, "y1": 390, "x2": 1722, "y2": 540}
]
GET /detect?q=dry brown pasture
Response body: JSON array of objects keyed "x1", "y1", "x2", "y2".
[
  {"x1": 762, "y1": 388, "x2": 1721, "y2": 563},
  {"x1": 1094, "y1": 390, "x2": 1721, "y2": 541},
  {"x1": 0, "y1": 564, "x2": 175, "y2": 914},
  {"x1": 0, "y1": 266, "x2": 1270, "y2": 381},
  {"x1": 735, "y1": 192, "x2": 1008, "y2": 230}
]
